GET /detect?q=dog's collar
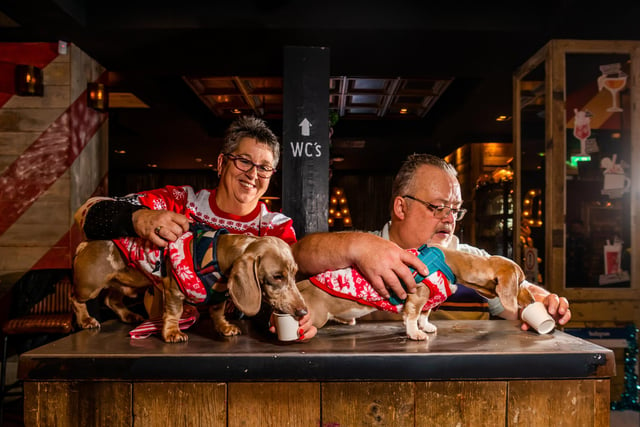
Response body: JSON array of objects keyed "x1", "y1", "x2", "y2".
[{"x1": 191, "y1": 224, "x2": 230, "y2": 304}]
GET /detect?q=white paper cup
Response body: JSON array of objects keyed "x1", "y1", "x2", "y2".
[
  {"x1": 521, "y1": 301, "x2": 556, "y2": 334},
  {"x1": 274, "y1": 313, "x2": 300, "y2": 341}
]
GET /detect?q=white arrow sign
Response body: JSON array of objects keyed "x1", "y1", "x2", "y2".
[{"x1": 299, "y1": 118, "x2": 312, "y2": 136}]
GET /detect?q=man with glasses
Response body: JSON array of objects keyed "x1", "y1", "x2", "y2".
[{"x1": 293, "y1": 153, "x2": 571, "y2": 328}]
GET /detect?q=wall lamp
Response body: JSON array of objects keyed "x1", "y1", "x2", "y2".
[
  {"x1": 87, "y1": 82, "x2": 108, "y2": 111},
  {"x1": 15, "y1": 65, "x2": 44, "y2": 96}
]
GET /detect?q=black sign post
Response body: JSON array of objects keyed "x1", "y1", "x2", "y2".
[{"x1": 282, "y1": 46, "x2": 330, "y2": 238}]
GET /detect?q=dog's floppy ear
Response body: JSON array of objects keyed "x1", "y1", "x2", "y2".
[{"x1": 227, "y1": 254, "x2": 262, "y2": 316}]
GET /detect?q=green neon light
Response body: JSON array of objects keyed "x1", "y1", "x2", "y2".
[{"x1": 568, "y1": 155, "x2": 591, "y2": 167}]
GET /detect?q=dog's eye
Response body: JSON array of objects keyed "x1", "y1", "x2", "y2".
[{"x1": 272, "y1": 274, "x2": 284, "y2": 281}]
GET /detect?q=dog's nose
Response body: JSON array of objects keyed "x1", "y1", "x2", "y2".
[{"x1": 295, "y1": 308, "x2": 308, "y2": 317}]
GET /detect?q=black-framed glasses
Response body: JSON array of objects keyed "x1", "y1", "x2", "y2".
[
  {"x1": 402, "y1": 195, "x2": 467, "y2": 221},
  {"x1": 224, "y1": 153, "x2": 276, "y2": 178}
]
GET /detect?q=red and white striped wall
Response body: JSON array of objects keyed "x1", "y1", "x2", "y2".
[{"x1": 0, "y1": 42, "x2": 108, "y2": 280}]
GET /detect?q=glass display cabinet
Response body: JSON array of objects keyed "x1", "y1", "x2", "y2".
[
  {"x1": 514, "y1": 40, "x2": 640, "y2": 303},
  {"x1": 474, "y1": 167, "x2": 514, "y2": 258}
]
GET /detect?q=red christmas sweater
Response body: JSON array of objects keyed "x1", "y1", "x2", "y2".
[
  {"x1": 132, "y1": 185, "x2": 296, "y2": 244},
  {"x1": 309, "y1": 246, "x2": 456, "y2": 313}
]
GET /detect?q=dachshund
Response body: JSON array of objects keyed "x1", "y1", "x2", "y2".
[
  {"x1": 71, "y1": 228, "x2": 307, "y2": 343},
  {"x1": 297, "y1": 244, "x2": 535, "y2": 340}
]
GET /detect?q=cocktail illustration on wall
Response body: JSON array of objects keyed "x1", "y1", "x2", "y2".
[
  {"x1": 597, "y1": 63, "x2": 627, "y2": 112},
  {"x1": 573, "y1": 108, "x2": 591, "y2": 157}
]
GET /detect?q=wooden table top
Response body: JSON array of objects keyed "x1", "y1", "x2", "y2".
[{"x1": 19, "y1": 319, "x2": 614, "y2": 381}]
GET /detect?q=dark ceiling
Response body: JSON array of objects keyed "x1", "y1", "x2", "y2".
[{"x1": 2, "y1": 1, "x2": 640, "y2": 174}]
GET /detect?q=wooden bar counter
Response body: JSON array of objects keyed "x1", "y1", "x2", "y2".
[{"x1": 19, "y1": 319, "x2": 614, "y2": 426}]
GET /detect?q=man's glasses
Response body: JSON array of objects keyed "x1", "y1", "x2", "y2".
[
  {"x1": 402, "y1": 195, "x2": 467, "y2": 221},
  {"x1": 224, "y1": 153, "x2": 276, "y2": 178}
]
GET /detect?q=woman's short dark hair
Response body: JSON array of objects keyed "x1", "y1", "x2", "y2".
[{"x1": 221, "y1": 116, "x2": 280, "y2": 166}]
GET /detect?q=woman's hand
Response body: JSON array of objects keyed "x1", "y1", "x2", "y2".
[
  {"x1": 132, "y1": 209, "x2": 190, "y2": 247},
  {"x1": 269, "y1": 311, "x2": 317, "y2": 342}
]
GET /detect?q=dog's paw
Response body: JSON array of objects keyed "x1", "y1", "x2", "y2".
[
  {"x1": 121, "y1": 312, "x2": 145, "y2": 324},
  {"x1": 80, "y1": 317, "x2": 101, "y2": 329},
  {"x1": 163, "y1": 330, "x2": 189, "y2": 343},
  {"x1": 419, "y1": 318, "x2": 438, "y2": 333},
  {"x1": 405, "y1": 322, "x2": 429, "y2": 340},
  {"x1": 219, "y1": 324, "x2": 242, "y2": 336},
  {"x1": 407, "y1": 329, "x2": 428, "y2": 341}
]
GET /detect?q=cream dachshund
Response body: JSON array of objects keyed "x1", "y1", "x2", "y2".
[
  {"x1": 298, "y1": 244, "x2": 535, "y2": 340},
  {"x1": 71, "y1": 228, "x2": 308, "y2": 343}
]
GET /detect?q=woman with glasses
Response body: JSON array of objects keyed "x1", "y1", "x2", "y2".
[{"x1": 75, "y1": 116, "x2": 317, "y2": 340}]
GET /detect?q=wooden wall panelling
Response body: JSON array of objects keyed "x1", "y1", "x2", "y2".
[
  {"x1": 227, "y1": 382, "x2": 320, "y2": 427},
  {"x1": 321, "y1": 382, "x2": 415, "y2": 427},
  {"x1": 23, "y1": 381, "x2": 131, "y2": 426},
  {"x1": 1, "y1": 174, "x2": 70, "y2": 246},
  {"x1": 331, "y1": 173, "x2": 394, "y2": 231},
  {"x1": 0, "y1": 43, "x2": 108, "y2": 277},
  {"x1": 133, "y1": 382, "x2": 227, "y2": 427},
  {"x1": 21, "y1": 377, "x2": 613, "y2": 426},
  {"x1": 568, "y1": 301, "x2": 640, "y2": 323},
  {"x1": 416, "y1": 381, "x2": 507, "y2": 426},
  {"x1": 508, "y1": 379, "x2": 609, "y2": 426},
  {"x1": 0, "y1": 131, "x2": 41, "y2": 172}
]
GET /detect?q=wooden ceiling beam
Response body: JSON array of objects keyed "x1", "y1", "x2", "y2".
[{"x1": 232, "y1": 76, "x2": 261, "y2": 116}]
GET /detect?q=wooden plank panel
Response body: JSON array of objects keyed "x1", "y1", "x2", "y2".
[
  {"x1": 70, "y1": 127, "x2": 109, "y2": 212},
  {"x1": 5, "y1": 85, "x2": 70, "y2": 109},
  {"x1": 1, "y1": 222, "x2": 70, "y2": 246},
  {"x1": 416, "y1": 381, "x2": 506, "y2": 426},
  {"x1": 23, "y1": 381, "x2": 131, "y2": 427},
  {"x1": 322, "y1": 382, "x2": 414, "y2": 427},
  {"x1": 0, "y1": 131, "x2": 41, "y2": 155},
  {"x1": 508, "y1": 379, "x2": 602, "y2": 426},
  {"x1": 8, "y1": 200, "x2": 69, "y2": 224},
  {"x1": 548, "y1": 40, "x2": 567, "y2": 295},
  {"x1": 133, "y1": 382, "x2": 226, "y2": 427},
  {"x1": 631, "y1": 45, "x2": 640, "y2": 307},
  {"x1": 0, "y1": 108, "x2": 66, "y2": 132},
  {"x1": 70, "y1": 45, "x2": 106, "y2": 102},
  {"x1": 228, "y1": 382, "x2": 320, "y2": 427},
  {"x1": 0, "y1": 246, "x2": 52, "y2": 271},
  {"x1": 568, "y1": 301, "x2": 640, "y2": 322},
  {"x1": 594, "y1": 379, "x2": 611, "y2": 427},
  {"x1": 43, "y1": 60, "x2": 71, "y2": 85}
]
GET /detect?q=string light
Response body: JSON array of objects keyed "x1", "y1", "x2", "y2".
[
  {"x1": 523, "y1": 189, "x2": 543, "y2": 227},
  {"x1": 328, "y1": 187, "x2": 352, "y2": 228}
]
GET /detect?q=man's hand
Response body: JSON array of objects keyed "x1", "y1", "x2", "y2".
[
  {"x1": 352, "y1": 237, "x2": 428, "y2": 300},
  {"x1": 132, "y1": 209, "x2": 190, "y2": 247},
  {"x1": 292, "y1": 232, "x2": 429, "y2": 300},
  {"x1": 520, "y1": 284, "x2": 571, "y2": 331}
]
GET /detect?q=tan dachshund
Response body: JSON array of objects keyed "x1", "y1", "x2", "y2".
[
  {"x1": 298, "y1": 245, "x2": 535, "y2": 340},
  {"x1": 71, "y1": 232, "x2": 307, "y2": 343}
]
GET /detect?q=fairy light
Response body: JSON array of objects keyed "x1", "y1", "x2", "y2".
[
  {"x1": 523, "y1": 189, "x2": 543, "y2": 227},
  {"x1": 328, "y1": 187, "x2": 353, "y2": 228}
]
